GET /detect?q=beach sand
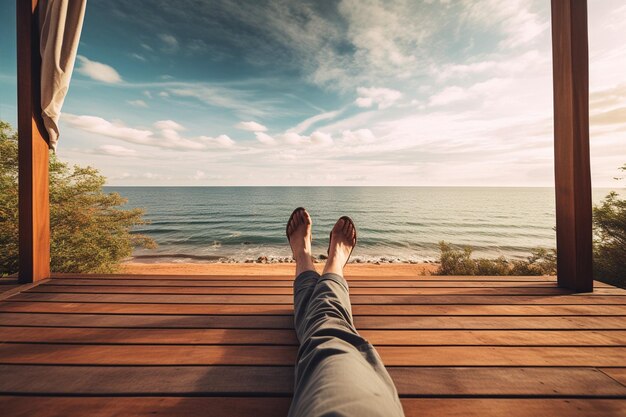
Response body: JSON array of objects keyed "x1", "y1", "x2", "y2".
[{"x1": 120, "y1": 262, "x2": 439, "y2": 277}]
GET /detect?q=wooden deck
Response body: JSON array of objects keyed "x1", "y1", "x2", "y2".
[{"x1": 1, "y1": 273, "x2": 625, "y2": 416}]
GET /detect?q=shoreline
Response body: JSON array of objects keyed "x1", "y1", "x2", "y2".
[{"x1": 119, "y1": 262, "x2": 440, "y2": 276}]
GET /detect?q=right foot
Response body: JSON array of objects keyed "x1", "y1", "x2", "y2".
[
  {"x1": 286, "y1": 208, "x2": 315, "y2": 273},
  {"x1": 324, "y1": 216, "x2": 357, "y2": 275}
]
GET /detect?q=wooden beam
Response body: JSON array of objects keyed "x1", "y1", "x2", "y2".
[
  {"x1": 551, "y1": 0, "x2": 593, "y2": 292},
  {"x1": 17, "y1": 0, "x2": 50, "y2": 283}
]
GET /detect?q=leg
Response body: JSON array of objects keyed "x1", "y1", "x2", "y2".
[
  {"x1": 287, "y1": 208, "x2": 319, "y2": 339},
  {"x1": 288, "y1": 218, "x2": 404, "y2": 417}
]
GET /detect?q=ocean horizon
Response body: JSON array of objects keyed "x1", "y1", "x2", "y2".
[{"x1": 106, "y1": 186, "x2": 616, "y2": 264}]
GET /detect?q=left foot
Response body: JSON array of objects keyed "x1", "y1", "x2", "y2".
[{"x1": 323, "y1": 216, "x2": 357, "y2": 275}]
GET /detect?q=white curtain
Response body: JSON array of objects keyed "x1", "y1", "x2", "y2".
[{"x1": 39, "y1": 0, "x2": 87, "y2": 151}]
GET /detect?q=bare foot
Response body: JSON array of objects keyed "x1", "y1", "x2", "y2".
[
  {"x1": 323, "y1": 216, "x2": 357, "y2": 276},
  {"x1": 286, "y1": 207, "x2": 316, "y2": 276}
]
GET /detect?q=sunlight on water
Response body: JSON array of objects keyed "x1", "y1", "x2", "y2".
[{"x1": 105, "y1": 187, "x2": 614, "y2": 263}]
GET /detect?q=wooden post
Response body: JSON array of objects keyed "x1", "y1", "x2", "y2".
[
  {"x1": 17, "y1": 0, "x2": 50, "y2": 283},
  {"x1": 551, "y1": 0, "x2": 593, "y2": 292}
]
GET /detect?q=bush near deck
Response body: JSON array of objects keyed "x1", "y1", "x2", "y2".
[
  {"x1": 0, "y1": 121, "x2": 155, "y2": 275},
  {"x1": 437, "y1": 165, "x2": 625, "y2": 288},
  {"x1": 436, "y1": 242, "x2": 557, "y2": 276},
  {"x1": 593, "y1": 165, "x2": 626, "y2": 288}
]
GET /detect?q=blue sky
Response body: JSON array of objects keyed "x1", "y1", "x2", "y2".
[{"x1": 1, "y1": 0, "x2": 624, "y2": 186}]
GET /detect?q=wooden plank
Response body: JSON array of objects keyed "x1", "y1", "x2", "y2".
[
  {"x1": 402, "y1": 399, "x2": 626, "y2": 417},
  {"x1": 0, "y1": 398, "x2": 624, "y2": 417},
  {"x1": 45, "y1": 278, "x2": 576, "y2": 288},
  {"x1": 17, "y1": 0, "x2": 50, "y2": 284},
  {"x1": 1, "y1": 365, "x2": 625, "y2": 396},
  {"x1": 600, "y1": 368, "x2": 626, "y2": 387},
  {"x1": 0, "y1": 397, "x2": 292, "y2": 417},
  {"x1": 2, "y1": 327, "x2": 626, "y2": 346},
  {"x1": 10, "y1": 291, "x2": 626, "y2": 305},
  {"x1": 0, "y1": 279, "x2": 49, "y2": 301},
  {"x1": 2, "y1": 301, "x2": 625, "y2": 315},
  {"x1": 1, "y1": 344, "x2": 625, "y2": 366},
  {"x1": 2, "y1": 313, "x2": 626, "y2": 330},
  {"x1": 50, "y1": 273, "x2": 560, "y2": 281},
  {"x1": 0, "y1": 327, "x2": 299, "y2": 345},
  {"x1": 23, "y1": 287, "x2": 582, "y2": 298},
  {"x1": 551, "y1": 0, "x2": 593, "y2": 292},
  {"x1": 24, "y1": 287, "x2": 626, "y2": 303}
]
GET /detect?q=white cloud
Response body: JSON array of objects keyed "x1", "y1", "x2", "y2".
[
  {"x1": 159, "y1": 33, "x2": 179, "y2": 52},
  {"x1": 96, "y1": 145, "x2": 138, "y2": 157},
  {"x1": 63, "y1": 114, "x2": 238, "y2": 152},
  {"x1": 62, "y1": 114, "x2": 152, "y2": 143},
  {"x1": 290, "y1": 110, "x2": 342, "y2": 134},
  {"x1": 168, "y1": 86, "x2": 276, "y2": 118},
  {"x1": 310, "y1": 131, "x2": 334, "y2": 146},
  {"x1": 199, "y1": 134, "x2": 236, "y2": 148},
  {"x1": 190, "y1": 170, "x2": 206, "y2": 180},
  {"x1": 154, "y1": 120, "x2": 185, "y2": 131},
  {"x1": 355, "y1": 87, "x2": 402, "y2": 109},
  {"x1": 130, "y1": 53, "x2": 147, "y2": 62},
  {"x1": 341, "y1": 129, "x2": 376, "y2": 145},
  {"x1": 127, "y1": 99, "x2": 148, "y2": 108},
  {"x1": 282, "y1": 132, "x2": 308, "y2": 145},
  {"x1": 434, "y1": 50, "x2": 544, "y2": 81},
  {"x1": 255, "y1": 131, "x2": 277, "y2": 145},
  {"x1": 236, "y1": 121, "x2": 268, "y2": 132},
  {"x1": 76, "y1": 56, "x2": 122, "y2": 84},
  {"x1": 461, "y1": 0, "x2": 548, "y2": 49},
  {"x1": 428, "y1": 78, "x2": 513, "y2": 107},
  {"x1": 428, "y1": 86, "x2": 471, "y2": 106}
]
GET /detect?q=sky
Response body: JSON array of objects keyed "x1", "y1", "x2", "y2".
[{"x1": 0, "y1": 0, "x2": 624, "y2": 186}]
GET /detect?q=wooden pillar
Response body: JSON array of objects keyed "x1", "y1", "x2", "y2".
[
  {"x1": 17, "y1": 0, "x2": 50, "y2": 283},
  {"x1": 551, "y1": 0, "x2": 593, "y2": 292}
]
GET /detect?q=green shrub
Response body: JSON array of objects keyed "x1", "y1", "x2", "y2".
[
  {"x1": 0, "y1": 121, "x2": 155, "y2": 275},
  {"x1": 593, "y1": 165, "x2": 626, "y2": 288},
  {"x1": 436, "y1": 241, "x2": 556, "y2": 276}
]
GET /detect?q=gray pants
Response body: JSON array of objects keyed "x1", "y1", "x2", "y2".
[{"x1": 288, "y1": 270, "x2": 405, "y2": 417}]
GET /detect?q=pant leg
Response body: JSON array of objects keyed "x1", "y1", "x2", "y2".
[
  {"x1": 289, "y1": 272, "x2": 404, "y2": 417},
  {"x1": 293, "y1": 269, "x2": 321, "y2": 342}
]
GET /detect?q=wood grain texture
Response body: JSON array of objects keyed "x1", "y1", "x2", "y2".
[
  {"x1": 1, "y1": 343, "x2": 625, "y2": 366},
  {"x1": 2, "y1": 327, "x2": 626, "y2": 346},
  {"x1": 0, "y1": 397, "x2": 624, "y2": 417},
  {"x1": 49, "y1": 273, "x2": 561, "y2": 281},
  {"x1": 1, "y1": 365, "x2": 625, "y2": 396},
  {"x1": 17, "y1": 0, "x2": 50, "y2": 284},
  {"x1": 1, "y1": 273, "x2": 625, "y2": 415},
  {"x1": 600, "y1": 368, "x2": 626, "y2": 386},
  {"x1": 2, "y1": 300, "x2": 625, "y2": 315},
  {"x1": 551, "y1": 0, "x2": 593, "y2": 292},
  {"x1": 2, "y1": 313, "x2": 626, "y2": 330},
  {"x1": 44, "y1": 278, "x2": 569, "y2": 287}
]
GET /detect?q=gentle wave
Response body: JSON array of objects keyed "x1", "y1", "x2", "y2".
[{"x1": 105, "y1": 186, "x2": 614, "y2": 263}]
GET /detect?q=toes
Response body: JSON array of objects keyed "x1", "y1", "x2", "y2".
[
  {"x1": 336, "y1": 218, "x2": 345, "y2": 233},
  {"x1": 287, "y1": 208, "x2": 311, "y2": 241},
  {"x1": 343, "y1": 218, "x2": 350, "y2": 235}
]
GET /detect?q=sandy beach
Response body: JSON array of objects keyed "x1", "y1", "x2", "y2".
[{"x1": 120, "y1": 262, "x2": 440, "y2": 277}]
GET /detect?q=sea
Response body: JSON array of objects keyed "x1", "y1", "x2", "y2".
[{"x1": 104, "y1": 187, "x2": 615, "y2": 264}]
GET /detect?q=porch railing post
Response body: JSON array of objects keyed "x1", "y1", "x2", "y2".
[
  {"x1": 551, "y1": 0, "x2": 593, "y2": 292},
  {"x1": 17, "y1": 0, "x2": 50, "y2": 283}
]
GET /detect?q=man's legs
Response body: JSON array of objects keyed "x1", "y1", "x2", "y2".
[{"x1": 287, "y1": 213, "x2": 404, "y2": 417}]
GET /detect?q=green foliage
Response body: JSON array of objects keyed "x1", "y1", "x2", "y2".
[
  {"x1": 436, "y1": 241, "x2": 556, "y2": 276},
  {"x1": 0, "y1": 121, "x2": 155, "y2": 275},
  {"x1": 593, "y1": 165, "x2": 626, "y2": 288}
]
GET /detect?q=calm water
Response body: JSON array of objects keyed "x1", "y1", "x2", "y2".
[{"x1": 105, "y1": 187, "x2": 614, "y2": 263}]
